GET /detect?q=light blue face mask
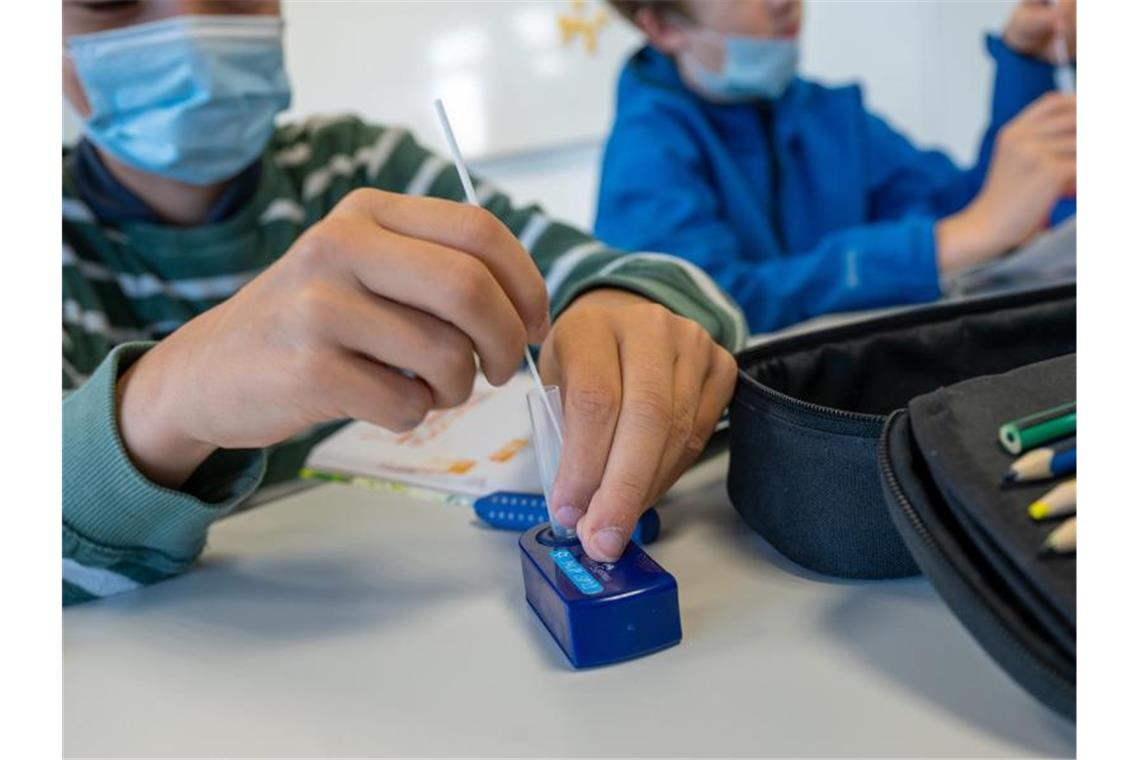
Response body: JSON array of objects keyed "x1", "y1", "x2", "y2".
[
  {"x1": 67, "y1": 15, "x2": 292, "y2": 186},
  {"x1": 683, "y1": 29, "x2": 799, "y2": 102}
]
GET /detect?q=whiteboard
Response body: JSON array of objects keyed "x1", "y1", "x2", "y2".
[{"x1": 280, "y1": 0, "x2": 643, "y2": 161}]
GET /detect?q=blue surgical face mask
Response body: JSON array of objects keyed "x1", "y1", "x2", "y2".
[
  {"x1": 67, "y1": 15, "x2": 292, "y2": 186},
  {"x1": 681, "y1": 27, "x2": 799, "y2": 102}
]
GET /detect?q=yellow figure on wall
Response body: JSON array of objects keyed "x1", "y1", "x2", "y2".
[{"x1": 558, "y1": 0, "x2": 608, "y2": 54}]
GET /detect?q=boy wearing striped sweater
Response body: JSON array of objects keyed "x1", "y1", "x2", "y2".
[{"x1": 62, "y1": 0, "x2": 746, "y2": 604}]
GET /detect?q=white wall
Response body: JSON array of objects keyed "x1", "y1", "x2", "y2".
[{"x1": 63, "y1": 0, "x2": 1017, "y2": 231}]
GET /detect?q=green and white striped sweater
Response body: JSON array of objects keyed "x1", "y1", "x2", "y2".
[{"x1": 62, "y1": 115, "x2": 746, "y2": 605}]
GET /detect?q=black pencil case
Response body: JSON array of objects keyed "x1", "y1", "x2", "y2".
[
  {"x1": 726, "y1": 283, "x2": 1076, "y2": 718},
  {"x1": 727, "y1": 283, "x2": 1075, "y2": 579},
  {"x1": 878, "y1": 353, "x2": 1075, "y2": 719}
]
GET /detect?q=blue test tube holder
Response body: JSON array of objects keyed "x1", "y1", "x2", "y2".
[{"x1": 518, "y1": 524, "x2": 682, "y2": 668}]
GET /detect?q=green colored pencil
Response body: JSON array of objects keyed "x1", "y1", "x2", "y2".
[{"x1": 999, "y1": 402, "x2": 1076, "y2": 455}]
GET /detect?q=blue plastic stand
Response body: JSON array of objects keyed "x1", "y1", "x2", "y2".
[{"x1": 518, "y1": 523, "x2": 681, "y2": 668}]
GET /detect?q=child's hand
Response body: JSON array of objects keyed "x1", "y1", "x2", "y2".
[
  {"x1": 1004, "y1": 0, "x2": 1075, "y2": 63},
  {"x1": 936, "y1": 92, "x2": 1075, "y2": 272},
  {"x1": 539, "y1": 288, "x2": 738, "y2": 563},
  {"x1": 115, "y1": 189, "x2": 550, "y2": 487}
]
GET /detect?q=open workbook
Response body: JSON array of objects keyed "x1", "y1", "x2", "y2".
[{"x1": 303, "y1": 372, "x2": 542, "y2": 499}]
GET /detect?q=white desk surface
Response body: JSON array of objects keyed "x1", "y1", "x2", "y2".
[{"x1": 64, "y1": 453, "x2": 1075, "y2": 758}]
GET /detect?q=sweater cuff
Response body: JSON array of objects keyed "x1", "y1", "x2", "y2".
[
  {"x1": 552, "y1": 254, "x2": 749, "y2": 352},
  {"x1": 63, "y1": 342, "x2": 267, "y2": 562}
]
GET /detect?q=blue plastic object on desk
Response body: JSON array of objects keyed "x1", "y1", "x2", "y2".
[
  {"x1": 518, "y1": 523, "x2": 681, "y2": 668},
  {"x1": 475, "y1": 492, "x2": 660, "y2": 545}
]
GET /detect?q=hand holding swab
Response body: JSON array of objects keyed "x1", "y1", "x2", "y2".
[{"x1": 432, "y1": 98, "x2": 563, "y2": 442}]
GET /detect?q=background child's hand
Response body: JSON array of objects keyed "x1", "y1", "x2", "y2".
[
  {"x1": 115, "y1": 188, "x2": 550, "y2": 487},
  {"x1": 936, "y1": 92, "x2": 1076, "y2": 272},
  {"x1": 1004, "y1": 0, "x2": 1075, "y2": 63},
  {"x1": 539, "y1": 288, "x2": 738, "y2": 563}
]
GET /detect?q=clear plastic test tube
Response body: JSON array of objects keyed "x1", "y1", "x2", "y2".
[{"x1": 526, "y1": 385, "x2": 576, "y2": 540}]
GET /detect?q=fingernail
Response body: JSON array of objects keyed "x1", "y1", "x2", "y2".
[
  {"x1": 589, "y1": 528, "x2": 627, "y2": 562},
  {"x1": 555, "y1": 506, "x2": 584, "y2": 528}
]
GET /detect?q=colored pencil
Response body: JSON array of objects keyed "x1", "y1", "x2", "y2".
[
  {"x1": 1027, "y1": 478, "x2": 1076, "y2": 520},
  {"x1": 1004, "y1": 437, "x2": 1076, "y2": 484},
  {"x1": 999, "y1": 402, "x2": 1076, "y2": 454},
  {"x1": 1040, "y1": 517, "x2": 1076, "y2": 555}
]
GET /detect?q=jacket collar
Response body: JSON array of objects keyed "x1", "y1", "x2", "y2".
[{"x1": 627, "y1": 45, "x2": 811, "y2": 110}]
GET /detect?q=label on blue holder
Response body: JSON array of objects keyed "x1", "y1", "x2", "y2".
[{"x1": 550, "y1": 549, "x2": 604, "y2": 595}]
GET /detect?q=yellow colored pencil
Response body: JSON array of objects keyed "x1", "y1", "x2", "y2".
[{"x1": 1027, "y1": 479, "x2": 1076, "y2": 520}]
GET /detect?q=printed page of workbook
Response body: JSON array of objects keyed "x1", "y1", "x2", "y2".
[{"x1": 305, "y1": 372, "x2": 542, "y2": 498}]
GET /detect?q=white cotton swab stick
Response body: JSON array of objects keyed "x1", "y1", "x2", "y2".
[
  {"x1": 433, "y1": 98, "x2": 480, "y2": 202},
  {"x1": 432, "y1": 98, "x2": 563, "y2": 442},
  {"x1": 1049, "y1": 0, "x2": 1075, "y2": 93}
]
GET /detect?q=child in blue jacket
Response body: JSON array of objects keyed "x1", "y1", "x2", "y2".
[{"x1": 596, "y1": 0, "x2": 1076, "y2": 332}]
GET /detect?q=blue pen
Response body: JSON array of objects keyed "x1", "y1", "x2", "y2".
[{"x1": 1005, "y1": 438, "x2": 1076, "y2": 484}]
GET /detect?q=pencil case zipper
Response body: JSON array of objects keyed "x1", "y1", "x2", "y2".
[{"x1": 736, "y1": 375, "x2": 884, "y2": 426}]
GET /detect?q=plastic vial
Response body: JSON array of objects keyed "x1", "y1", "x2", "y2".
[{"x1": 525, "y1": 385, "x2": 576, "y2": 540}]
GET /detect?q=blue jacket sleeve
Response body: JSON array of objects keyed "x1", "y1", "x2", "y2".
[
  {"x1": 711, "y1": 217, "x2": 943, "y2": 332},
  {"x1": 595, "y1": 115, "x2": 942, "y2": 333},
  {"x1": 863, "y1": 111, "x2": 975, "y2": 219},
  {"x1": 986, "y1": 33, "x2": 1058, "y2": 138}
]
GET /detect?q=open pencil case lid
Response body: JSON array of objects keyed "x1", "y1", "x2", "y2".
[
  {"x1": 726, "y1": 283, "x2": 1076, "y2": 718},
  {"x1": 879, "y1": 353, "x2": 1075, "y2": 720}
]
